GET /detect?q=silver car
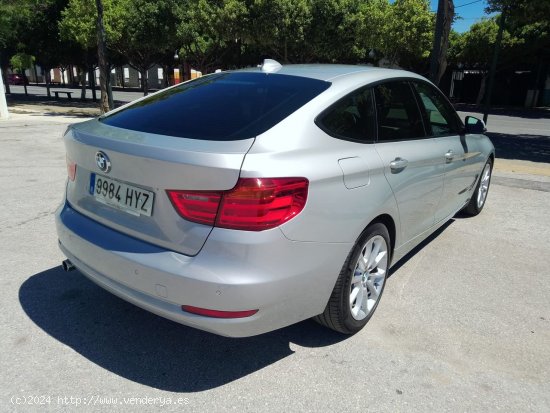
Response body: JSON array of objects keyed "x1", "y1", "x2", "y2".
[{"x1": 56, "y1": 61, "x2": 494, "y2": 337}]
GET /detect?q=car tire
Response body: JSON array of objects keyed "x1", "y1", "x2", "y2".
[
  {"x1": 463, "y1": 158, "x2": 493, "y2": 216},
  {"x1": 314, "y1": 223, "x2": 390, "y2": 334}
]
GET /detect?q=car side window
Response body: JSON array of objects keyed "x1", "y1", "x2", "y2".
[
  {"x1": 318, "y1": 87, "x2": 376, "y2": 143},
  {"x1": 412, "y1": 81, "x2": 462, "y2": 136},
  {"x1": 374, "y1": 82, "x2": 426, "y2": 142}
]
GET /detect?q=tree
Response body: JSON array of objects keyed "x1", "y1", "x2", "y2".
[
  {"x1": 429, "y1": 0, "x2": 454, "y2": 85},
  {"x1": 96, "y1": 0, "x2": 112, "y2": 112},
  {"x1": 378, "y1": 0, "x2": 435, "y2": 70},
  {"x1": 21, "y1": 0, "x2": 71, "y2": 98},
  {"x1": 10, "y1": 53, "x2": 34, "y2": 95},
  {"x1": 60, "y1": 0, "x2": 119, "y2": 103},
  {"x1": 485, "y1": 0, "x2": 549, "y2": 68},
  {"x1": 113, "y1": 0, "x2": 178, "y2": 95},
  {"x1": 305, "y1": 0, "x2": 368, "y2": 63},
  {"x1": 358, "y1": 0, "x2": 391, "y2": 63},
  {"x1": 176, "y1": 0, "x2": 247, "y2": 73},
  {"x1": 246, "y1": 0, "x2": 311, "y2": 63},
  {"x1": 0, "y1": 0, "x2": 32, "y2": 95},
  {"x1": 451, "y1": 17, "x2": 517, "y2": 104}
]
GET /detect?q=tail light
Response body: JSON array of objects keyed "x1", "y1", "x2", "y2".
[
  {"x1": 66, "y1": 155, "x2": 76, "y2": 181},
  {"x1": 167, "y1": 177, "x2": 308, "y2": 231}
]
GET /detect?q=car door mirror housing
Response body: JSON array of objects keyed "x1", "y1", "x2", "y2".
[{"x1": 464, "y1": 116, "x2": 487, "y2": 134}]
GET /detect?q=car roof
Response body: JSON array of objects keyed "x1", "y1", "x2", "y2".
[{"x1": 238, "y1": 63, "x2": 427, "y2": 84}]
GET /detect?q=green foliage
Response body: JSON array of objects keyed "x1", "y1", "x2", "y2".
[
  {"x1": 307, "y1": 0, "x2": 368, "y2": 63},
  {"x1": 247, "y1": 0, "x2": 311, "y2": 62},
  {"x1": 59, "y1": 0, "x2": 97, "y2": 49},
  {"x1": 2, "y1": 0, "x2": 548, "y2": 81},
  {"x1": 0, "y1": 0, "x2": 438, "y2": 76},
  {"x1": 450, "y1": 6, "x2": 548, "y2": 71},
  {"x1": 176, "y1": 0, "x2": 248, "y2": 71},
  {"x1": 379, "y1": 0, "x2": 434, "y2": 68},
  {"x1": 10, "y1": 53, "x2": 34, "y2": 73},
  {"x1": 486, "y1": 0, "x2": 550, "y2": 18},
  {"x1": 359, "y1": 0, "x2": 391, "y2": 54},
  {"x1": 59, "y1": 0, "x2": 125, "y2": 50},
  {"x1": 456, "y1": 19, "x2": 501, "y2": 68},
  {"x1": 115, "y1": 0, "x2": 178, "y2": 71},
  {"x1": 0, "y1": 0, "x2": 32, "y2": 50}
]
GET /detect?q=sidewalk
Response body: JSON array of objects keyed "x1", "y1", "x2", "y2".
[
  {"x1": 494, "y1": 159, "x2": 550, "y2": 179},
  {"x1": 7, "y1": 96, "x2": 102, "y2": 118}
]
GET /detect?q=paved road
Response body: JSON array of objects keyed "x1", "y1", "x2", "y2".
[{"x1": 1, "y1": 113, "x2": 550, "y2": 412}]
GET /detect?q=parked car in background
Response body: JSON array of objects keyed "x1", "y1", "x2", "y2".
[
  {"x1": 56, "y1": 61, "x2": 494, "y2": 337},
  {"x1": 7, "y1": 73, "x2": 28, "y2": 85}
]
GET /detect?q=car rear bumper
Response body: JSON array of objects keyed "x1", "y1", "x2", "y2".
[{"x1": 55, "y1": 202, "x2": 351, "y2": 337}]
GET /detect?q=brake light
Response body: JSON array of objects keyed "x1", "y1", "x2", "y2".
[
  {"x1": 66, "y1": 155, "x2": 76, "y2": 181},
  {"x1": 166, "y1": 191, "x2": 221, "y2": 226},
  {"x1": 167, "y1": 177, "x2": 308, "y2": 231},
  {"x1": 181, "y1": 305, "x2": 258, "y2": 318}
]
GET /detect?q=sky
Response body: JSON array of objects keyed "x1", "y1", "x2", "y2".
[{"x1": 430, "y1": 0, "x2": 493, "y2": 33}]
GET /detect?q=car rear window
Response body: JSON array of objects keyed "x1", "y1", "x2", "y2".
[{"x1": 100, "y1": 72, "x2": 331, "y2": 140}]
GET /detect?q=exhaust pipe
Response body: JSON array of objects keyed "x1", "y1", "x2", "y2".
[{"x1": 62, "y1": 259, "x2": 75, "y2": 272}]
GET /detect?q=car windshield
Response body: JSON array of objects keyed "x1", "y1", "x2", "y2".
[{"x1": 100, "y1": 72, "x2": 331, "y2": 141}]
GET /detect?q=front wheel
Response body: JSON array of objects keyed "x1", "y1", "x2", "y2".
[
  {"x1": 314, "y1": 223, "x2": 390, "y2": 334},
  {"x1": 463, "y1": 158, "x2": 493, "y2": 216}
]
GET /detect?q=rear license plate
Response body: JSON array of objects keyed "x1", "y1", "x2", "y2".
[{"x1": 90, "y1": 173, "x2": 154, "y2": 216}]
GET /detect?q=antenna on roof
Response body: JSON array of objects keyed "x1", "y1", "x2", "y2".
[{"x1": 260, "y1": 59, "x2": 282, "y2": 73}]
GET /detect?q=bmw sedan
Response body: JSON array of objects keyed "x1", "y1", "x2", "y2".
[{"x1": 56, "y1": 61, "x2": 494, "y2": 337}]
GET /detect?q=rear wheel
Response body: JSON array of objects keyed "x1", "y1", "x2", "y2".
[
  {"x1": 463, "y1": 158, "x2": 492, "y2": 216},
  {"x1": 315, "y1": 223, "x2": 390, "y2": 334}
]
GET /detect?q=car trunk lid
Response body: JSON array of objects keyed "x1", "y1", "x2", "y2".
[{"x1": 64, "y1": 119, "x2": 253, "y2": 256}]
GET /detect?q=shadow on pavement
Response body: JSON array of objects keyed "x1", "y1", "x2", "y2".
[
  {"x1": 19, "y1": 266, "x2": 346, "y2": 392},
  {"x1": 389, "y1": 220, "x2": 454, "y2": 275},
  {"x1": 6, "y1": 92, "x2": 126, "y2": 108},
  {"x1": 10, "y1": 111, "x2": 96, "y2": 119},
  {"x1": 20, "y1": 217, "x2": 460, "y2": 391},
  {"x1": 487, "y1": 132, "x2": 550, "y2": 163},
  {"x1": 455, "y1": 103, "x2": 550, "y2": 120}
]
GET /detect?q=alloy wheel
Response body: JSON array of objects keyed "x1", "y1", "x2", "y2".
[
  {"x1": 477, "y1": 162, "x2": 491, "y2": 209},
  {"x1": 349, "y1": 235, "x2": 388, "y2": 321}
]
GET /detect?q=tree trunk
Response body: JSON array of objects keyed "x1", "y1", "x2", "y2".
[
  {"x1": 184, "y1": 61, "x2": 190, "y2": 81},
  {"x1": 120, "y1": 67, "x2": 125, "y2": 88},
  {"x1": 476, "y1": 74, "x2": 487, "y2": 106},
  {"x1": 89, "y1": 67, "x2": 97, "y2": 102},
  {"x1": 80, "y1": 67, "x2": 87, "y2": 100},
  {"x1": 437, "y1": 0, "x2": 454, "y2": 84},
  {"x1": 23, "y1": 73, "x2": 28, "y2": 96},
  {"x1": 96, "y1": 0, "x2": 111, "y2": 113},
  {"x1": 483, "y1": 11, "x2": 506, "y2": 124},
  {"x1": 1, "y1": 64, "x2": 11, "y2": 94},
  {"x1": 45, "y1": 69, "x2": 51, "y2": 98},
  {"x1": 140, "y1": 69, "x2": 148, "y2": 96},
  {"x1": 33, "y1": 64, "x2": 39, "y2": 85},
  {"x1": 163, "y1": 66, "x2": 169, "y2": 88}
]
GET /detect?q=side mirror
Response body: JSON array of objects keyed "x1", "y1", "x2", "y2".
[{"x1": 464, "y1": 116, "x2": 487, "y2": 134}]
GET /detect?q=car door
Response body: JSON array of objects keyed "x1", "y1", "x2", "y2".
[
  {"x1": 373, "y1": 81, "x2": 444, "y2": 244},
  {"x1": 411, "y1": 80, "x2": 479, "y2": 222}
]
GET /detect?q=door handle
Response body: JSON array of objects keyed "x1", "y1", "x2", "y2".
[
  {"x1": 389, "y1": 157, "x2": 408, "y2": 171},
  {"x1": 445, "y1": 150, "x2": 454, "y2": 163}
]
